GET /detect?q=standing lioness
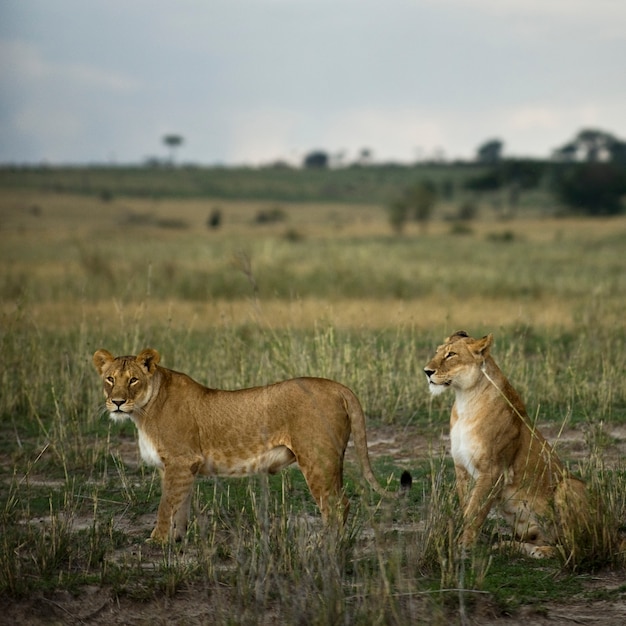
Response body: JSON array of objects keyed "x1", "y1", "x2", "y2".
[
  {"x1": 94, "y1": 348, "x2": 408, "y2": 542},
  {"x1": 424, "y1": 331, "x2": 589, "y2": 558}
]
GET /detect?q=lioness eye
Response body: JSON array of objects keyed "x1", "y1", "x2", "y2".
[
  {"x1": 129, "y1": 377, "x2": 138, "y2": 385},
  {"x1": 106, "y1": 376, "x2": 114, "y2": 385},
  {"x1": 445, "y1": 351, "x2": 456, "y2": 359}
]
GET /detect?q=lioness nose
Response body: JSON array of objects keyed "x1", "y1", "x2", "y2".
[
  {"x1": 424, "y1": 369, "x2": 434, "y2": 378},
  {"x1": 112, "y1": 399, "x2": 125, "y2": 408}
]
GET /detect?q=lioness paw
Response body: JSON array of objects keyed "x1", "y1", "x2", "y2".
[
  {"x1": 148, "y1": 528, "x2": 169, "y2": 544},
  {"x1": 493, "y1": 540, "x2": 556, "y2": 559},
  {"x1": 526, "y1": 545, "x2": 556, "y2": 559}
]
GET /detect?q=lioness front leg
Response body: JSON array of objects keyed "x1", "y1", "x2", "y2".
[
  {"x1": 151, "y1": 460, "x2": 199, "y2": 542},
  {"x1": 461, "y1": 470, "x2": 502, "y2": 548},
  {"x1": 454, "y1": 464, "x2": 471, "y2": 511}
]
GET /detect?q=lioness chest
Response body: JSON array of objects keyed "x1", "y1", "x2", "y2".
[
  {"x1": 450, "y1": 419, "x2": 484, "y2": 478},
  {"x1": 450, "y1": 399, "x2": 487, "y2": 478}
]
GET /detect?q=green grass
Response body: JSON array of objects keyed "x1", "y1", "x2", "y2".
[
  {"x1": 1, "y1": 186, "x2": 626, "y2": 622},
  {"x1": 0, "y1": 163, "x2": 487, "y2": 204}
]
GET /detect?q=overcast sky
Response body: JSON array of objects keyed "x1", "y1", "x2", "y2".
[{"x1": 1, "y1": 0, "x2": 625, "y2": 166}]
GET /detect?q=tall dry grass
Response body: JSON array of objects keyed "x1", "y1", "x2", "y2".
[{"x1": 1, "y1": 191, "x2": 625, "y2": 620}]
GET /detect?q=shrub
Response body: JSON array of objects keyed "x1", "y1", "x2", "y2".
[
  {"x1": 254, "y1": 206, "x2": 286, "y2": 224},
  {"x1": 551, "y1": 162, "x2": 626, "y2": 215},
  {"x1": 207, "y1": 208, "x2": 222, "y2": 229}
]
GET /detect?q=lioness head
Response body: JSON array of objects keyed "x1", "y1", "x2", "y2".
[
  {"x1": 423, "y1": 331, "x2": 493, "y2": 395},
  {"x1": 93, "y1": 348, "x2": 160, "y2": 421}
]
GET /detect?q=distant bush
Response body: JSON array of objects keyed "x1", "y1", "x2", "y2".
[
  {"x1": 449, "y1": 222, "x2": 473, "y2": 236},
  {"x1": 303, "y1": 151, "x2": 329, "y2": 169},
  {"x1": 388, "y1": 198, "x2": 410, "y2": 234},
  {"x1": 283, "y1": 228, "x2": 304, "y2": 242},
  {"x1": 456, "y1": 200, "x2": 479, "y2": 221},
  {"x1": 465, "y1": 170, "x2": 501, "y2": 191},
  {"x1": 155, "y1": 218, "x2": 188, "y2": 229},
  {"x1": 551, "y1": 162, "x2": 626, "y2": 216},
  {"x1": 388, "y1": 180, "x2": 438, "y2": 234},
  {"x1": 465, "y1": 160, "x2": 545, "y2": 191},
  {"x1": 486, "y1": 230, "x2": 516, "y2": 242},
  {"x1": 207, "y1": 208, "x2": 222, "y2": 229},
  {"x1": 254, "y1": 207, "x2": 287, "y2": 224}
]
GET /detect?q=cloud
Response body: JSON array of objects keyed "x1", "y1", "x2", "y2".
[
  {"x1": 507, "y1": 107, "x2": 560, "y2": 132},
  {"x1": 0, "y1": 39, "x2": 140, "y2": 92},
  {"x1": 423, "y1": 0, "x2": 626, "y2": 18},
  {"x1": 0, "y1": 38, "x2": 143, "y2": 161},
  {"x1": 1, "y1": 1, "x2": 625, "y2": 164}
]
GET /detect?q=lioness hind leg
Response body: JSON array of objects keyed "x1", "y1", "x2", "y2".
[{"x1": 299, "y1": 460, "x2": 348, "y2": 525}]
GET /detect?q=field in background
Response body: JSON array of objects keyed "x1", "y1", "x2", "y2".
[
  {"x1": 0, "y1": 163, "x2": 489, "y2": 204},
  {"x1": 2, "y1": 188, "x2": 624, "y2": 328},
  {"x1": 1, "y1": 185, "x2": 626, "y2": 623}
]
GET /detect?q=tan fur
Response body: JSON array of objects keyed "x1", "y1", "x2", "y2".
[
  {"x1": 93, "y1": 348, "x2": 400, "y2": 542},
  {"x1": 424, "y1": 331, "x2": 590, "y2": 559}
]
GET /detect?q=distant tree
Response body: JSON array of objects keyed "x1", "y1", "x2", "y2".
[
  {"x1": 552, "y1": 142, "x2": 579, "y2": 162},
  {"x1": 576, "y1": 129, "x2": 610, "y2": 161},
  {"x1": 553, "y1": 129, "x2": 626, "y2": 163},
  {"x1": 163, "y1": 134, "x2": 184, "y2": 165},
  {"x1": 357, "y1": 148, "x2": 373, "y2": 166},
  {"x1": 388, "y1": 198, "x2": 410, "y2": 234},
  {"x1": 552, "y1": 162, "x2": 626, "y2": 215},
  {"x1": 610, "y1": 141, "x2": 626, "y2": 165},
  {"x1": 466, "y1": 159, "x2": 545, "y2": 191},
  {"x1": 501, "y1": 160, "x2": 545, "y2": 189},
  {"x1": 303, "y1": 150, "x2": 329, "y2": 169},
  {"x1": 476, "y1": 139, "x2": 504, "y2": 164},
  {"x1": 465, "y1": 170, "x2": 501, "y2": 191},
  {"x1": 388, "y1": 180, "x2": 438, "y2": 234}
]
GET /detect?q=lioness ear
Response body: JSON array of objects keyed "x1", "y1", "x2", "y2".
[
  {"x1": 472, "y1": 333, "x2": 493, "y2": 358},
  {"x1": 136, "y1": 348, "x2": 160, "y2": 373},
  {"x1": 443, "y1": 330, "x2": 469, "y2": 345},
  {"x1": 93, "y1": 349, "x2": 115, "y2": 375}
]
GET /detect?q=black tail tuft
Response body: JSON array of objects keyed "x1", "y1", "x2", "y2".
[{"x1": 400, "y1": 470, "x2": 413, "y2": 491}]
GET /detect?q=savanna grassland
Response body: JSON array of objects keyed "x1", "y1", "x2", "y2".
[{"x1": 1, "y1": 174, "x2": 626, "y2": 625}]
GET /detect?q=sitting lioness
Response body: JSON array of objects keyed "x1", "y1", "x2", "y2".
[
  {"x1": 94, "y1": 348, "x2": 409, "y2": 542},
  {"x1": 424, "y1": 331, "x2": 589, "y2": 558}
]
